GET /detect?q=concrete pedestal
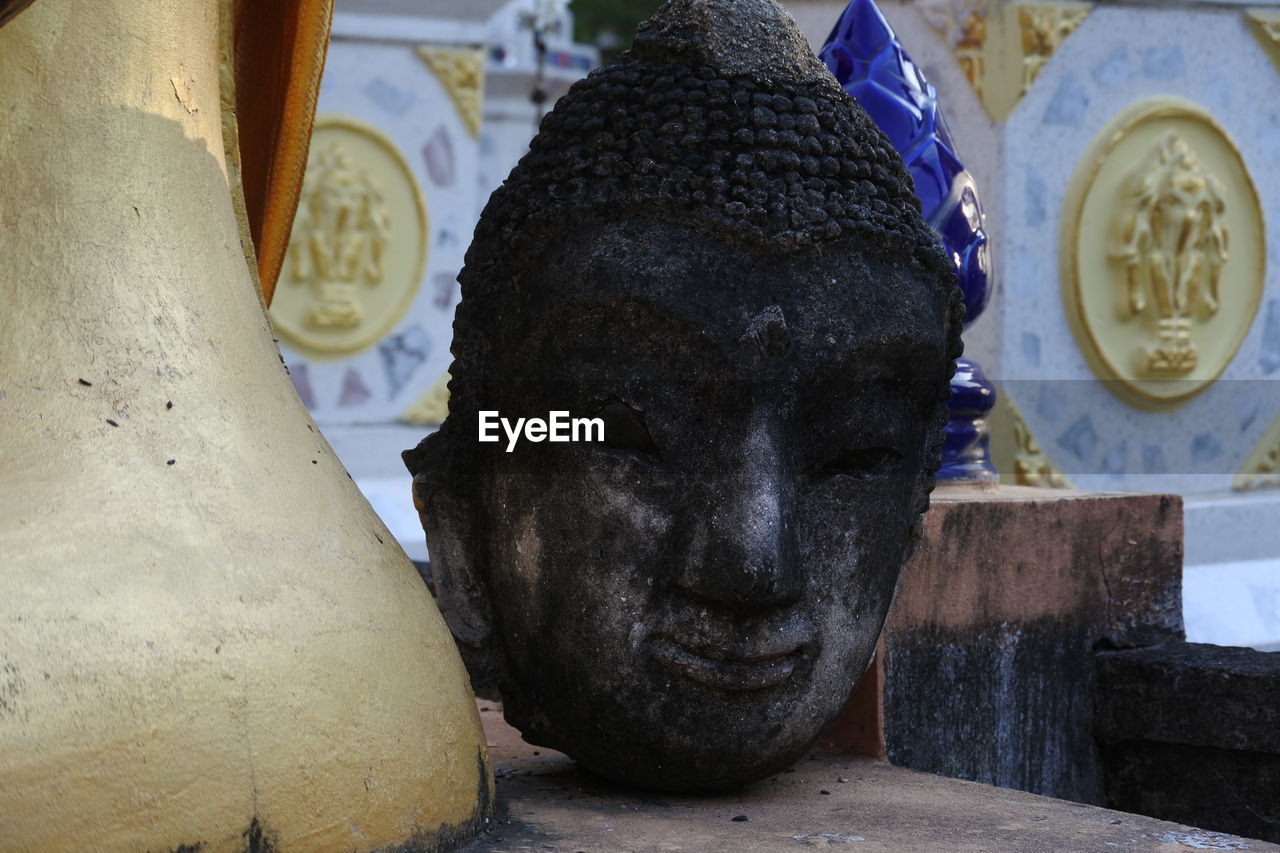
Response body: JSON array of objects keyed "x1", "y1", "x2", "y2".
[{"x1": 469, "y1": 701, "x2": 1274, "y2": 852}]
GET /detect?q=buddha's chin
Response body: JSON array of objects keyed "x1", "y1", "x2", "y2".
[
  {"x1": 567, "y1": 718, "x2": 832, "y2": 793},
  {"x1": 508, "y1": 677, "x2": 844, "y2": 793}
]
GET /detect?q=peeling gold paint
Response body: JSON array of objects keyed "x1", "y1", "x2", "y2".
[{"x1": 171, "y1": 67, "x2": 200, "y2": 115}]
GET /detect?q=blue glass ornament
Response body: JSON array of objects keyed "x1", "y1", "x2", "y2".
[
  {"x1": 819, "y1": 0, "x2": 991, "y2": 325},
  {"x1": 940, "y1": 357, "x2": 996, "y2": 482},
  {"x1": 819, "y1": 0, "x2": 997, "y2": 483}
]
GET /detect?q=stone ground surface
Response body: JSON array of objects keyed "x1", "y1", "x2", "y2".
[{"x1": 463, "y1": 702, "x2": 1278, "y2": 853}]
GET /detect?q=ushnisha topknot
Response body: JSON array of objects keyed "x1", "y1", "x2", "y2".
[
  {"x1": 463, "y1": 0, "x2": 956, "y2": 258},
  {"x1": 407, "y1": 0, "x2": 963, "y2": 479},
  {"x1": 630, "y1": 0, "x2": 839, "y2": 89}
]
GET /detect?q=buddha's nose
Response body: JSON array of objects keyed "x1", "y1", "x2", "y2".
[{"x1": 675, "y1": 427, "x2": 802, "y2": 612}]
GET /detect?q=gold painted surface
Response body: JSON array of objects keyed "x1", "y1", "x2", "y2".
[
  {"x1": 417, "y1": 45, "x2": 486, "y2": 139},
  {"x1": 269, "y1": 116, "x2": 427, "y2": 360},
  {"x1": 988, "y1": 391, "x2": 1074, "y2": 489},
  {"x1": 1246, "y1": 9, "x2": 1280, "y2": 74},
  {"x1": 1235, "y1": 411, "x2": 1280, "y2": 491},
  {"x1": 402, "y1": 371, "x2": 452, "y2": 426},
  {"x1": 1060, "y1": 98, "x2": 1266, "y2": 407},
  {"x1": 918, "y1": 1, "x2": 1090, "y2": 122},
  {"x1": 0, "y1": 2, "x2": 489, "y2": 850}
]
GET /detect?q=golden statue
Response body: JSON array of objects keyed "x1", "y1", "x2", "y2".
[{"x1": 0, "y1": 1, "x2": 490, "y2": 849}]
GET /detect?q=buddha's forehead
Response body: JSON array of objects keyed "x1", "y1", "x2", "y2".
[{"x1": 525, "y1": 216, "x2": 946, "y2": 365}]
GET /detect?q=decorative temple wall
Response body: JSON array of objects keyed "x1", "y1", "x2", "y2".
[
  {"x1": 271, "y1": 0, "x2": 1279, "y2": 649},
  {"x1": 788, "y1": 0, "x2": 1280, "y2": 651},
  {"x1": 270, "y1": 0, "x2": 596, "y2": 562}
]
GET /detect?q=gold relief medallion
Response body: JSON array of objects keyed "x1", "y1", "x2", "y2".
[
  {"x1": 270, "y1": 116, "x2": 427, "y2": 360},
  {"x1": 1061, "y1": 99, "x2": 1265, "y2": 406}
]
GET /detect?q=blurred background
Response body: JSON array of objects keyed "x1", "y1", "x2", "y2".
[{"x1": 269, "y1": 0, "x2": 1280, "y2": 652}]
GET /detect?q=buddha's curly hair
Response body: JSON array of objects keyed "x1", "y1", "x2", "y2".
[{"x1": 405, "y1": 38, "x2": 964, "y2": 513}]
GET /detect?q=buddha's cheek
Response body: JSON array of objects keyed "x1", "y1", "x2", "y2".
[
  {"x1": 487, "y1": 463, "x2": 675, "y2": 661},
  {"x1": 796, "y1": 481, "x2": 920, "y2": 680}
]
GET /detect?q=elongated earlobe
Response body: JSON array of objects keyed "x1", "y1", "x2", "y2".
[{"x1": 413, "y1": 475, "x2": 501, "y2": 683}]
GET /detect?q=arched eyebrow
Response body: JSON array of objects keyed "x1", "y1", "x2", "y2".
[{"x1": 799, "y1": 334, "x2": 949, "y2": 401}]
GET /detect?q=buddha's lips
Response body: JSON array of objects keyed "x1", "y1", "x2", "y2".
[{"x1": 648, "y1": 636, "x2": 809, "y2": 692}]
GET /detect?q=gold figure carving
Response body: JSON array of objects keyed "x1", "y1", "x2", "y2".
[
  {"x1": 1011, "y1": 409, "x2": 1072, "y2": 488},
  {"x1": 289, "y1": 142, "x2": 393, "y2": 329},
  {"x1": 918, "y1": 1, "x2": 1090, "y2": 122},
  {"x1": 417, "y1": 45, "x2": 486, "y2": 139},
  {"x1": 1246, "y1": 10, "x2": 1280, "y2": 74},
  {"x1": 1061, "y1": 98, "x2": 1265, "y2": 407},
  {"x1": 955, "y1": 7, "x2": 988, "y2": 102},
  {"x1": 920, "y1": 0, "x2": 990, "y2": 103},
  {"x1": 1235, "y1": 411, "x2": 1280, "y2": 492},
  {"x1": 1018, "y1": 4, "x2": 1088, "y2": 94},
  {"x1": 401, "y1": 370, "x2": 452, "y2": 426},
  {"x1": 1112, "y1": 132, "x2": 1229, "y2": 376},
  {"x1": 990, "y1": 393, "x2": 1073, "y2": 488},
  {"x1": 270, "y1": 116, "x2": 427, "y2": 359}
]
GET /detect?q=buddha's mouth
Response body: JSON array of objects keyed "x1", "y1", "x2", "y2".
[{"x1": 647, "y1": 636, "x2": 811, "y2": 692}]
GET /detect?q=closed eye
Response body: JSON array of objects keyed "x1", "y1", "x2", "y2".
[
  {"x1": 821, "y1": 447, "x2": 904, "y2": 478},
  {"x1": 597, "y1": 401, "x2": 660, "y2": 461}
]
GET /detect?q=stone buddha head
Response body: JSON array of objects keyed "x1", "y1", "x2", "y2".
[{"x1": 405, "y1": 0, "x2": 962, "y2": 791}]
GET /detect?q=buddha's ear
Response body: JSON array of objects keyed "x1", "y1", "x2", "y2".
[{"x1": 411, "y1": 473, "x2": 498, "y2": 666}]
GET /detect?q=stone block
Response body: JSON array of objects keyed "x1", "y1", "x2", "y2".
[
  {"x1": 823, "y1": 485, "x2": 1184, "y2": 804},
  {"x1": 1096, "y1": 641, "x2": 1280, "y2": 842}
]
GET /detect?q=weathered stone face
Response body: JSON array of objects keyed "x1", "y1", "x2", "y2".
[{"x1": 405, "y1": 0, "x2": 962, "y2": 791}]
